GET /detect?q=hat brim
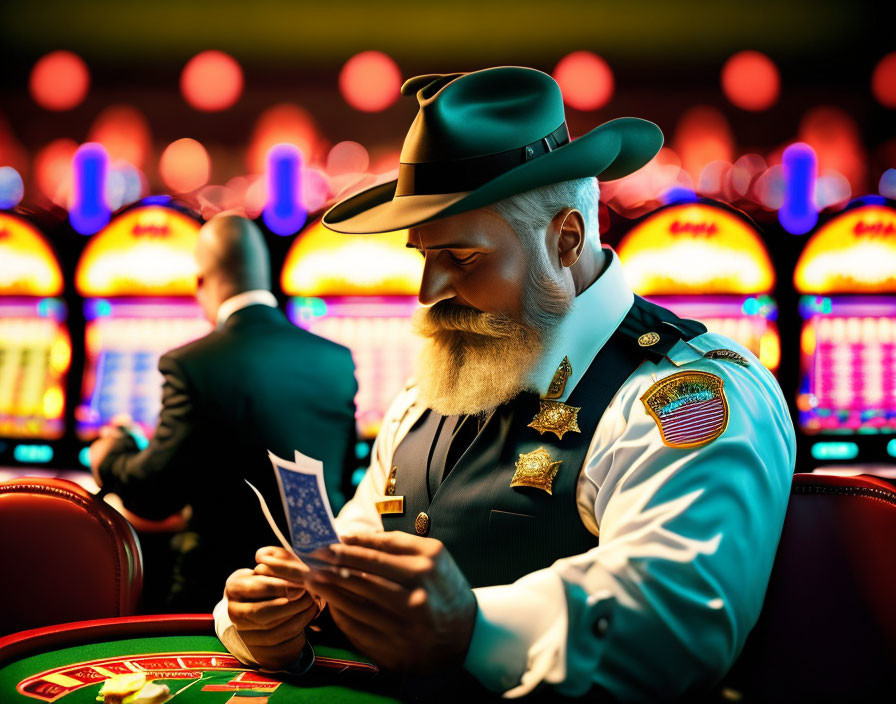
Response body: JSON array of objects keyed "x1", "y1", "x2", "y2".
[{"x1": 321, "y1": 117, "x2": 663, "y2": 234}]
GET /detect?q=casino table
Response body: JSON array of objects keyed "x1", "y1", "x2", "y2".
[{"x1": 0, "y1": 615, "x2": 401, "y2": 703}]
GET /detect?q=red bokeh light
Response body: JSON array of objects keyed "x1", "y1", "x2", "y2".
[
  {"x1": 159, "y1": 138, "x2": 210, "y2": 193},
  {"x1": 339, "y1": 51, "x2": 402, "y2": 112},
  {"x1": 327, "y1": 141, "x2": 370, "y2": 176},
  {"x1": 29, "y1": 51, "x2": 90, "y2": 111},
  {"x1": 34, "y1": 138, "x2": 78, "y2": 206},
  {"x1": 797, "y1": 106, "x2": 866, "y2": 194},
  {"x1": 673, "y1": 106, "x2": 735, "y2": 182},
  {"x1": 721, "y1": 51, "x2": 780, "y2": 111},
  {"x1": 180, "y1": 50, "x2": 244, "y2": 111},
  {"x1": 87, "y1": 105, "x2": 152, "y2": 168},
  {"x1": 553, "y1": 51, "x2": 614, "y2": 111},
  {"x1": 872, "y1": 52, "x2": 896, "y2": 108},
  {"x1": 248, "y1": 104, "x2": 318, "y2": 174}
]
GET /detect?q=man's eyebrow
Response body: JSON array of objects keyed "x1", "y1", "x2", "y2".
[{"x1": 405, "y1": 242, "x2": 479, "y2": 251}]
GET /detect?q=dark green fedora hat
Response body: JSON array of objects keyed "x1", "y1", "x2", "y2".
[{"x1": 322, "y1": 66, "x2": 663, "y2": 234}]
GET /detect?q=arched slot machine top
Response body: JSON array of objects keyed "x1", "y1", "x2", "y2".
[
  {"x1": 617, "y1": 201, "x2": 780, "y2": 373},
  {"x1": 73, "y1": 202, "x2": 211, "y2": 446},
  {"x1": 0, "y1": 212, "x2": 70, "y2": 455},
  {"x1": 794, "y1": 202, "x2": 896, "y2": 468},
  {"x1": 281, "y1": 219, "x2": 423, "y2": 444}
]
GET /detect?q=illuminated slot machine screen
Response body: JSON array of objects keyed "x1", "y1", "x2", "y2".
[
  {"x1": 281, "y1": 219, "x2": 423, "y2": 440},
  {"x1": 74, "y1": 202, "x2": 210, "y2": 442},
  {"x1": 0, "y1": 213, "x2": 71, "y2": 465},
  {"x1": 617, "y1": 201, "x2": 780, "y2": 374},
  {"x1": 794, "y1": 202, "x2": 896, "y2": 469}
]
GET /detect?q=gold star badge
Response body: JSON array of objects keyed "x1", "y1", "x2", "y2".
[
  {"x1": 510, "y1": 447, "x2": 562, "y2": 495},
  {"x1": 528, "y1": 400, "x2": 582, "y2": 440}
]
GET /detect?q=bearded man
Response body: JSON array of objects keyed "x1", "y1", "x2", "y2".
[{"x1": 213, "y1": 67, "x2": 795, "y2": 701}]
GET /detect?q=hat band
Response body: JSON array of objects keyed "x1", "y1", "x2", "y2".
[{"x1": 395, "y1": 122, "x2": 570, "y2": 197}]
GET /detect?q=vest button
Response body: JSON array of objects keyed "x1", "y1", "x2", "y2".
[
  {"x1": 415, "y1": 512, "x2": 430, "y2": 536},
  {"x1": 593, "y1": 615, "x2": 610, "y2": 637}
]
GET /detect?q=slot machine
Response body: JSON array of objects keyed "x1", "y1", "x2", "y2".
[
  {"x1": 280, "y1": 219, "x2": 423, "y2": 479},
  {"x1": 0, "y1": 212, "x2": 71, "y2": 470},
  {"x1": 73, "y1": 199, "x2": 210, "y2": 460},
  {"x1": 793, "y1": 200, "x2": 896, "y2": 475},
  {"x1": 617, "y1": 200, "x2": 780, "y2": 374}
]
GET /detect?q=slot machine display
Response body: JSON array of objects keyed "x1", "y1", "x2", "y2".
[
  {"x1": 0, "y1": 212, "x2": 71, "y2": 468},
  {"x1": 793, "y1": 201, "x2": 896, "y2": 474},
  {"x1": 74, "y1": 200, "x2": 210, "y2": 447},
  {"x1": 281, "y1": 219, "x2": 423, "y2": 446},
  {"x1": 617, "y1": 201, "x2": 780, "y2": 374}
]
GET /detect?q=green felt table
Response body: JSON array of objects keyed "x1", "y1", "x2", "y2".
[{"x1": 0, "y1": 633, "x2": 401, "y2": 703}]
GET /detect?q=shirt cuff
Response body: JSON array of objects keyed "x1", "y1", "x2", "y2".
[{"x1": 463, "y1": 570, "x2": 569, "y2": 698}]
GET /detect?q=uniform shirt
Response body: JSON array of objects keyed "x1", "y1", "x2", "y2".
[
  {"x1": 216, "y1": 289, "x2": 278, "y2": 327},
  {"x1": 215, "y1": 251, "x2": 796, "y2": 701}
]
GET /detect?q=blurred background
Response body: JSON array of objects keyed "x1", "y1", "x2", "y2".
[{"x1": 1, "y1": 0, "x2": 895, "y2": 483}]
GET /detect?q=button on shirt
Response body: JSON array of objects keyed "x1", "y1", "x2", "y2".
[{"x1": 215, "y1": 251, "x2": 796, "y2": 701}]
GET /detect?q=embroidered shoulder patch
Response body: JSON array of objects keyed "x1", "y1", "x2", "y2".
[
  {"x1": 703, "y1": 349, "x2": 750, "y2": 367},
  {"x1": 641, "y1": 370, "x2": 729, "y2": 448}
]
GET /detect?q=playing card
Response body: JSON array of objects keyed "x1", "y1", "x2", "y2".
[{"x1": 272, "y1": 450, "x2": 341, "y2": 553}]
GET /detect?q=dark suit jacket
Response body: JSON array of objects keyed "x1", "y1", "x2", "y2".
[{"x1": 98, "y1": 303, "x2": 358, "y2": 609}]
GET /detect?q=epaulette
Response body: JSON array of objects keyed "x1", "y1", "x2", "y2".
[{"x1": 615, "y1": 296, "x2": 707, "y2": 364}]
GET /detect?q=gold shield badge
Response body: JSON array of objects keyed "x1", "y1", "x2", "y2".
[
  {"x1": 641, "y1": 370, "x2": 728, "y2": 449},
  {"x1": 510, "y1": 447, "x2": 562, "y2": 495},
  {"x1": 528, "y1": 400, "x2": 581, "y2": 440}
]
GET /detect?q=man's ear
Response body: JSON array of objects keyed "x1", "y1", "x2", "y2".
[{"x1": 550, "y1": 208, "x2": 586, "y2": 268}]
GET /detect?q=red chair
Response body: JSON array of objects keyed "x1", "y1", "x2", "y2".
[
  {"x1": 730, "y1": 472, "x2": 896, "y2": 702},
  {"x1": 0, "y1": 478, "x2": 143, "y2": 636}
]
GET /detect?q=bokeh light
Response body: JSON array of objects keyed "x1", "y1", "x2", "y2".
[
  {"x1": 599, "y1": 148, "x2": 682, "y2": 215},
  {"x1": 880, "y1": 168, "x2": 896, "y2": 199},
  {"x1": 673, "y1": 106, "x2": 735, "y2": 182},
  {"x1": 159, "y1": 138, "x2": 210, "y2": 193},
  {"x1": 70, "y1": 142, "x2": 111, "y2": 235},
  {"x1": 263, "y1": 143, "x2": 306, "y2": 236},
  {"x1": 339, "y1": 51, "x2": 402, "y2": 112},
  {"x1": 35, "y1": 138, "x2": 78, "y2": 206},
  {"x1": 721, "y1": 51, "x2": 780, "y2": 111},
  {"x1": 181, "y1": 50, "x2": 244, "y2": 111},
  {"x1": 327, "y1": 141, "x2": 370, "y2": 176},
  {"x1": 248, "y1": 104, "x2": 317, "y2": 174},
  {"x1": 779, "y1": 142, "x2": 818, "y2": 235},
  {"x1": 814, "y1": 170, "x2": 852, "y2": 210},
  {"x1": 87, "y1": 106, "x2": 152, "y2": 169},
  {"x1": 29, "y1": 51, "x2": 90, "y2": 111},
  {"x1": 730, "y1": 154, "x2": 767, "y2": 199},
  {"x1": 0, "y1": 167, "x2": 25, "y2": 209},
  {"x1": 798, "y1": 106, "x2": 866, "y2": 194},
  {"x1": 553, "y1": 51, "x2": 615, "y2": 111},
  {"x1": 871, "y1": 52, "x2": 896, "y2": 108}
]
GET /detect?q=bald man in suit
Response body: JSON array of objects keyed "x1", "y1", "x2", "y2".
[{"x1": 90, "y1": 214, "x2": 358, "y2": 612}]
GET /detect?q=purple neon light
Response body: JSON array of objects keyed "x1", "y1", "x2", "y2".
[
  {"x1": 70, "y1": 143, "x2": 111, "y2": 235},
  {"x1": 263, "y1": 143, "x2": 307, "y2": 236},
  {"x1": 779, "y1": 142, "x2": 818, "y2": 235}
]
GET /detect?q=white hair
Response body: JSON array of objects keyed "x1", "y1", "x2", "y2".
[{"x1": 487, "y1": 177, "x2": 601, "y2": 249}]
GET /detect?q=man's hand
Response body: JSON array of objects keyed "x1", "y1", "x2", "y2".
[
  {"x1": 225, "y1": 547, "x2": 320, "y2": 670},
  {"x1": 305, "y1": 532, "x2": 477, "y2": 672},
  {"x1": 88, "y1": 425, "x2": 127, "y2": 485}
]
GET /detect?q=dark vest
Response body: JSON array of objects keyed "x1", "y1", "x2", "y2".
[{"x1": 382, "y1": 296, "x2": 706, "y2": 588}]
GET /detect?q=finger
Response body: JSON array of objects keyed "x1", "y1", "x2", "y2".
[
  {"x1": 245, "y1": 631, "x2": 307, "y2": 670},
  {"x1": 310, "y1": 545, "x2": 433, "y2": 589},
  {"x1": 255, "y1": 548, "x2": 310, "y2": 582},
  {"x1": 307, "y1": 577, "x2": 404, "y2": 635},
  {"x1": 239, "y1": 605, "x2": 319, "y2": 647},
  {"x1": 328, "y1": 604, "x2": 394, "y2": 665},
  {"x1": 225, "y1": 570, "x2": 303, "y2": 602},
  {"x1": 229, "y1": 591, "x2": 317, "y2": 630},
  {"x1": 307, "y1": 567, "x2": 407, "y2": 617},
  {"x1": 341, "y1": 531, "x2": 429, "y2": 555}
]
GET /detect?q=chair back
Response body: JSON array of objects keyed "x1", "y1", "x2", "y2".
[
  {"x1": 733, "y1": 472, "x2": 896, "y2": 701},
  {"x1": 0, "y1": 478, "x2": 143, "y2": 636}
]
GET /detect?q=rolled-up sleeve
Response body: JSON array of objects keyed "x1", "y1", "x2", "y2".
[{"x1": 464, "y1": 355, "x2": 796, "y2": 700}]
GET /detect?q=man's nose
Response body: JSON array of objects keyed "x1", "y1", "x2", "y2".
[{"x1": 417, "y1": 257, "x2": 456, "y2": 306}]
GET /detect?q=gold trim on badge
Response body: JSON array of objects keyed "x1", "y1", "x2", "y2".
[
  {"x1": 545, "y1": 356, "x2": 573, "y2": 399},
  {"x1": 375, "y1": 497, "x2": 405, "y2": 515},
  {"x1": 638, "y1": 332, "x2": 660, "y2": 347},
  {"x1": 510, "y1": 447, "x2": 561, "y2": 495},
  {"x1": 528, "y1": 400, "x2": 581, "y2": 440},
  {"x1": 640, "y1": 370, "x2": 729, "y2": 449}
]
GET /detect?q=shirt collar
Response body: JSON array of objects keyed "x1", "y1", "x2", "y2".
[
  {"x1": 216, "y1": 290, "x2": 278, "y2": 326},
  {"x1": 525, "y1": 248, "x2": 634, "y2": 401}
]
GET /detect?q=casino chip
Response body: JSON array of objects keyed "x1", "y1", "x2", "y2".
[{"x1": 98, "y1": 673, "x2": 171, "y2": 704}]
